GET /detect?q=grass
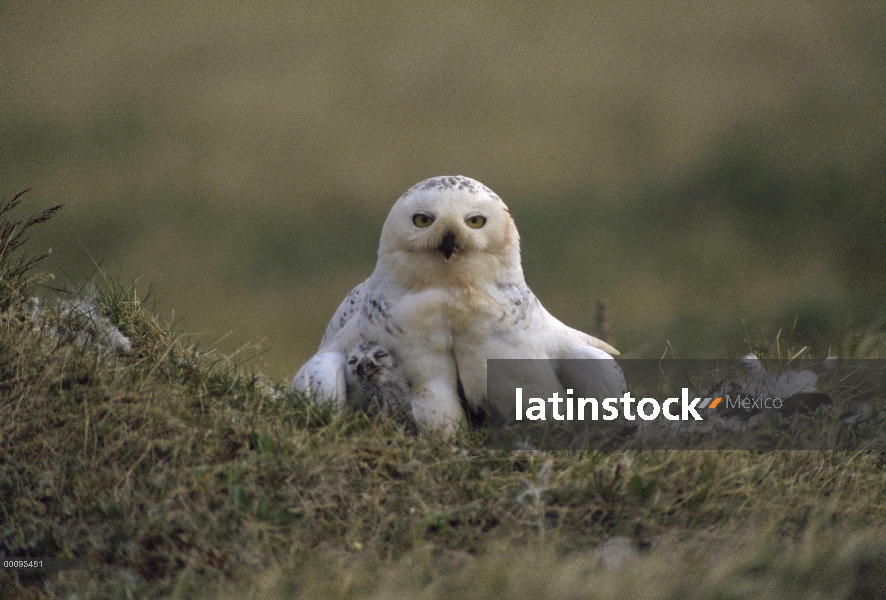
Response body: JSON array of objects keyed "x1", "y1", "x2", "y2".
[
  {"x1": 0, "y1": 190, "x2": 61, "y2": 313},
  {"x1": 2, "y1": 196, "x2": 886, "y2": 599}
]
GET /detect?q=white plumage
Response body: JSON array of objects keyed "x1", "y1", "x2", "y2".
[{"x1": 291, "y1": 175, "x2": 626, "y2": 433}]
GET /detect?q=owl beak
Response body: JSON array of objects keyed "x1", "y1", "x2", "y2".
[
  {"x1": 356, "y1": 358, "x2": 380, "y2": 380},
  {"x1": 438, "y1": 231, "x2": 458, "y2": 261}
]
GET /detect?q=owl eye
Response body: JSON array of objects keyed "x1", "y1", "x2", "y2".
[
  {"x1": 347, "y1": 357, "x2": 358, "y2": 365},
  {"x1": 465, "y1": 215, "x2": 487, "y2": 229},
  {"x1": 413, "y1": 213, "x2": 434, "y2": 228},
  {"x1": 373, "y1": 350, "x2": 389, "y2": 360}
]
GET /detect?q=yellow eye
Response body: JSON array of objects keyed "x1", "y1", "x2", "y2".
[
  {"x1": 465, "y1": 215, "x2": 487, "y2": 229},
  {"x1": 413, "y1": 213, "x2": 434, "y2": 228}
]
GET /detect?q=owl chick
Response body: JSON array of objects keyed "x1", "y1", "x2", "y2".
[
  {"x1": 345, "y1": 341, "x2": 415, "y2": 430},
  {"x1": 291, "y1": 175, "x2": 626, "y2": 434}
]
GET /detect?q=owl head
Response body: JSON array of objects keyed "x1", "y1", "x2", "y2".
[
  {"x1": 345, "y1": 341, "x2": 397, "y2": 383},
  {"x1": 375, "y1": 176, "x2": 523, "y2": 289}
]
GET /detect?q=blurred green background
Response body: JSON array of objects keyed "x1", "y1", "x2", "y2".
[{"x1": 2, "y1": 2, "x2": 885, "y2": 380}]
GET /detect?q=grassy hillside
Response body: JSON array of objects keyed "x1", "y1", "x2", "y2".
[{"x1": 2, "y1": 194, "x2": 886, "y2": 599}]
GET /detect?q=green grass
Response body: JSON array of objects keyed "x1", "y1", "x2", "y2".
[{"x1": 2, "y1": 194, "x2": 886, "y2": 599}]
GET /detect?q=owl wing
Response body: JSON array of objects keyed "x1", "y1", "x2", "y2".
[
  {"x1": 493, "y1": 283, "x2": 626, "y2": 396},
  {"x1": 290, "y1": 350, "x2": 347, "y2": 406},
  {"x1": 319, "y1": 278, "x2": 370, "y2": 349},
  {"x1": 291, "y1": 312, "x2": 363, "y2": 405},
  {"x1": 551, "y1": 316, "x2": 620, "y2": 356},
  {"x1": 555, "y1": 344, "x2": 627, "y2": 399},
  {"x1": 455, "y1": 283, "x2": 623, "y2": 408}
]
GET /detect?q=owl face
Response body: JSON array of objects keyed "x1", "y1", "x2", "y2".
[
  {"x1": 346, "y1": 341, "x2": 397, "y2": 383},
  {"x1": 378, "y1": 176, "x2": 519, "y2": 264}
]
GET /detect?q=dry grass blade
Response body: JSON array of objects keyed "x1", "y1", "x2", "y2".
[{"x1": 0, "y1": 189, "x2": 63, "y2": 311}]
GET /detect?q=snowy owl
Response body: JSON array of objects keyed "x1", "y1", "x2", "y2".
[
  {"x1": 345, "y1": 341, "x2": 415, "y2": 430},
  {"x1": 290, "y1": 175, "x2": 626, "y2": 433}
]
